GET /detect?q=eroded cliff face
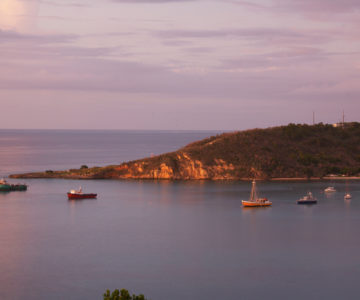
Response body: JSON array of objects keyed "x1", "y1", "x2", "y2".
[{"x1": 111, "y1": 152, "x2": 241, "y2": 180}]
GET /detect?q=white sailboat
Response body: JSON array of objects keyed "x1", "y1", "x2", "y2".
[
  {"x1": 344, "y1": 193, "x2": 352, "y2": 200},
  {"x1": 344, "y1": 180, "x2": 352, "y2": 200}
]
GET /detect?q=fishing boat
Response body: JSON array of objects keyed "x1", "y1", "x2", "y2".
[
  {"x1": 0, "y1": 179, "x2": 11, "y2": 191},
  {"x1": 344, "y1": 193, "x2": 352, "y2": 200},
  {"x1": 242, "y1": 180, "x2": 272, "y2": 207},
  {"x1": 0, "y1": 178, "x2": 27, "y2": 191},
  {"x1": 324, "y1": 186, "x2": 336, "y2": 193},
  {"x1": 297, "y1": 191, "x2": 317, "y2": 204},
  {"x1": 67, "y1": 187, "x2": 97, "y2": 200}
]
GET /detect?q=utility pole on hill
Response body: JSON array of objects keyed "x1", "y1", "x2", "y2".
[{"x1": 313, "y1": 111, "x2": 315, "y2": 125}]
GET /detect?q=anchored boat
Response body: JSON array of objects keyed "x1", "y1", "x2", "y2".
[
  {"x1": 0, "y1": 178, "x2": 27, "y2": 192},
  {"x1": 297, "y1": 191, "x2": 317, "y2": 205},
  {"x1": 344, "y1": 193, "x2": 352, "y2": 200},
  {"x1": 67, "y1": 187, "x2": 97, "y2": 200},
  {"x1": 242, "y1": 180, "x2": 272, "y2": 207},
  {"x1": 324, "y1": 186, "x2": 336, "y2": 193},
  {"x1": 0, "y1": 179, "x2": 11, "y2": 191},
  {"x1": 344, "y1": 181, "x2": 352, "y2": 200}
]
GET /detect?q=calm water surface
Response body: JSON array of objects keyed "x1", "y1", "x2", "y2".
[{"x1": 0, "y1": 130, "x2": 359, "y2": 300}]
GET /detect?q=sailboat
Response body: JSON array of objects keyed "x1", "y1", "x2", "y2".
[
  {"x1": 344, "y1": 181, "x2": 352, "y2": 200},
  {"x1": 344, "y1": 193, "x2": 352, "y2": 200},
  {"x1": 242, "y1": 180, "x2": 272, "y2": 207}
]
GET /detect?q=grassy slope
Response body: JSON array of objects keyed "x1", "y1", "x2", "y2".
[
  {"x1": 124, "y1": 122, "x2": 360, "y2": 179},
  {"x1": 179, "y1": 122, "x2": 360, "y2": 178}
]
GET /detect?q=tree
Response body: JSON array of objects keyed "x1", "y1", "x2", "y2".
[
  {"x1": 305, "y1": 167, "x2": 314, "y2": 179},
  {"x1": 103, "y1": 289, "x2": 147, "y2": 300}
]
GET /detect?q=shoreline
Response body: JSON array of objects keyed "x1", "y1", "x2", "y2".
[
  {"x1": 9, "y1": 173, "x2": 360, "y2": 181},
  {"x1": 271, "y1": 177, "x2": 360, "y2": 181}
]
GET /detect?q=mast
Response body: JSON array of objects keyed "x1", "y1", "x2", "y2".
[{"x1": 250, "y1": 180, "x2": 258, "y2": 201}]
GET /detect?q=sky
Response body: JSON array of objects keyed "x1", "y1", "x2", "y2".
[{"x1": 0, "y1": 0, "x2": 359, "y2": 130}]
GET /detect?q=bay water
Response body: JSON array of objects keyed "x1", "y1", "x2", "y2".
[{"x1": 0, "y1": 130, "x2": 360, "y2": 300}]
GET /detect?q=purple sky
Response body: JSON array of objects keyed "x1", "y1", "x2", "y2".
[{"x1": 0, "y1": 0, "x2": 359, "y2": 130}]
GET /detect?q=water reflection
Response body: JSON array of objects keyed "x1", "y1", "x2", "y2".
[
  {"x1": 1, "y1": 179, "x2": 360, "y2": 300},
  {"x1": 324, "y1": 192, "x2": 336, "y2": 199},
  {"x1": 0, "y1": 190, "x2": 11, "y2": 196},
  {"x1": 241, "y1": 206, "x2": 272, "y2": 213},
  {"x1": 344, "y1": 198, "x2": 351, "y2": 208}
]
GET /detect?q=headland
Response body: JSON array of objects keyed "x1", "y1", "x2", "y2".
[{"x1": 10, "y1": 123, "x2": 360, "y2": 181}]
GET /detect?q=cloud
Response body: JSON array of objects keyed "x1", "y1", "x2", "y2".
[
  {"x1": 220, "y1": 47, "x2": 326, "y2": 72},
  {"x1": 20, "y1": 0, "x2": 89, "y2": 7},
  {"x1": 0, "y1": 29, "x2": 75, "y2": 44},
  {"x1": 229, "y1": 0, "x2": 360, "y2": 13},
  {"x1": 273, "y1": 0, "x2": 360, "y2": 13},
  {"x1": 156, "y1": 27, "x2": 333, "y2": 46},
  {"x1": 1, "y1": 39, "x2": 358, "y2": 104},
  {"x1": 225, "y1": 0, "x2": 269, "y2": 9},
  {"x1": 0, "y1": 27, "x2": 359, "y2": 106},
  {"x1": 111, "y1": 0, "x2": 196, "y2": 3}
]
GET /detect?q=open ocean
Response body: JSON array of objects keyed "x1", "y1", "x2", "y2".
[{"x1": 0, "y1": 130, "x2": 360, "y2": 300}]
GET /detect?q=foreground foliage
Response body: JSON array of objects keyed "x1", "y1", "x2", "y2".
[{"x1": 103, "y1": 289, "x2": 146, "y2": 300}]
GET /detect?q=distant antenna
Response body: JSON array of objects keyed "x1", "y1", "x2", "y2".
[
  {"x1": 313, "y1": 111, "x2": 315, "y2": 125},
  {"x1": 342, "y1": 110, "x2": 345, "y2": 124}
]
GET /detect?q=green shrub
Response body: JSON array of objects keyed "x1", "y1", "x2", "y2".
[{"x1": 103, "y1": 289, "x2": 147, "y2": 300}]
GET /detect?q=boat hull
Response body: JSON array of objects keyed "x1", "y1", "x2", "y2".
[
  {"x1": 11, "y1": 184, "x2": 27, "y2": 191},
  {"x1": 67, "y1": 193, "x2": 97, "y2": 200},
  {"x1": 0, "y1": 184, "x2": 11, "y2": 191},
  {"x1": 297, "y1": 200, "x2": 317, "y2": 205},
  {"x1": 242, "y1": 200, "x2": 272, "y2": 207}
]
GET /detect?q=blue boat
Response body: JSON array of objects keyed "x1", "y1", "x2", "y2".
[{"x1": 297, "y1": 192, "x2": 317, "y2": 205}]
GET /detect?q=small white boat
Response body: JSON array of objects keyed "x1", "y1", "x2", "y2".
[
  {"x1": 344, "y1": 193, "x2": 352, "y2": 200},
  {"x1": 324, "y1": 187, "x2": 336, "y2": 193}
]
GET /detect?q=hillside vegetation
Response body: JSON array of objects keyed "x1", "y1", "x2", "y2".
[{"x1": 11, "y1": 123, "x2": 360, "y2": 180}]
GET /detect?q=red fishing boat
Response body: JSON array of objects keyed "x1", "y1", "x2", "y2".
[{"x1": 67, "y1": 187, "x2": 97, "y2": 199}]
